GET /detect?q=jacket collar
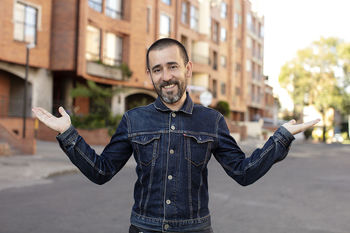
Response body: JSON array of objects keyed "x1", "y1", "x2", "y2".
[{"x1": 153, "y1": 92, "x2": 194, "y2": 114}]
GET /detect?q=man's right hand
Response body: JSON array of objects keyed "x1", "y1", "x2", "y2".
[{"x1": 32, "y1": 106, "x2": 71, "y2": 134}]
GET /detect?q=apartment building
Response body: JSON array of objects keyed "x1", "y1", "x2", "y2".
[{"x1": 0, "y1": 0, "x2": 275, "y2": 134}]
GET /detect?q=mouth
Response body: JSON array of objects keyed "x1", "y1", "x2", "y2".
[{"x1": 162, "y1": 84, "x2": 176, "y2": 89}]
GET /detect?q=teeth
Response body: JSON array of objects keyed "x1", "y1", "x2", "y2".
[{"x1": 163, "y1": 84, "x2": 175, "y2": 89}]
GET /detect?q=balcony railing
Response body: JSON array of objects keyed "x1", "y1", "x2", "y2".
[
  {"x1": 192, "y1": 53, "x2": 210, "y2": 65},
  {"x1": 86, "y1": 61, "x2": 124, "y2": 81}
]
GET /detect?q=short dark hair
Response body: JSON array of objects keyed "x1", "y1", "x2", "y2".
[{"x1": 146, "y1": 38, "x2": 189, "y2": 70}]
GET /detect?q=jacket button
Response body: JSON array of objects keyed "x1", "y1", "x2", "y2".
[
  {"x1": 166, "y1": 199, "x2": 171, "y2": 205},
  {"x1": 168, "y1": 175, "x2": 173, "y2": 180},
  {"x1": 169, "y1": 149, "x2": 174, "y2": 154},
  {"x1": 164, "y1": 224, "x2": 169, "y2": 230},
  {"x1": 171, "y1": 125, "x2": 175, "y2": 130},
  {"x1": 171, "y1": 112, "x2": 176, "y2": 118}
]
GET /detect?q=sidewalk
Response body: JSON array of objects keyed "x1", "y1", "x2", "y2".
[{"x1": 0, "y1": 138, "x2": 269, "y2": 192}]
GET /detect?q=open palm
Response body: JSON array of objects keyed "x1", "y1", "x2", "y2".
[
  {"x1": 282, "y1": 119, "x2": 320, "y2": 135},
  {"x1": 32, "y1": 107, "x2": 71, "y2": 134}
]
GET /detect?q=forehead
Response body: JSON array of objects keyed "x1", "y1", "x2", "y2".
[{"x1": 148, "y1": 45, "x2": 183, "y2": 66}]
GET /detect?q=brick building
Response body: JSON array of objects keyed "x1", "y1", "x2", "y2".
[{"x1": 0, "y1": 0, "x2": 276, "y2": 152}]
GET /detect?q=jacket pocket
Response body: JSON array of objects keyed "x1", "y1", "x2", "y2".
[
  {"x1": 184, "y1": 134, "x2": 214, "y2": 167},
  {"x1": 132, "y1": 134, "x2": 161, "y2": 166}
]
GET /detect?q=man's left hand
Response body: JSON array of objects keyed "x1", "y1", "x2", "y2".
[{"x1": 282, "y1": 119, "x2": 320, "y2": 135}]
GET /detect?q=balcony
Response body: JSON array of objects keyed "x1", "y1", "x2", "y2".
[{"x1": 86, "y1": 61, "x2": 126, "y2": 81}]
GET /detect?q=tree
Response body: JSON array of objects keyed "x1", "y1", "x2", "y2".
[
  {"x1": 70, "y1": 80, "x2": 122, "y2": 135},
  {"x1": 279, "y1": 37, "x2": 348, "y2": 142}
]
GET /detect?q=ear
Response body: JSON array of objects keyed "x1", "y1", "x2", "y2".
[
  {"x1": 185, "y1": 61, "x2": 193, "y2": 79},
  {"x1": 147, "y1": 69, "x2": 152, "y2": 80}
]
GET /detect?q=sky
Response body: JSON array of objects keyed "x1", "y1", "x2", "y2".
[{"x1": 250, "y1": 0, "x2": 350, "y2": 110}]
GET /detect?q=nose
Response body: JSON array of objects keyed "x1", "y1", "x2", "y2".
[{"x1": 162, "y1": 68, "x2": 172, "y2": 82}]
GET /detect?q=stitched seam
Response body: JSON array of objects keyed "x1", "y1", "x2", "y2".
[
  {"x1": 245, "y1": 143, "x2": 274, "y2": 171},
  {"x1": 75, "y1": 146, "x2": 107, "y2": 176}
]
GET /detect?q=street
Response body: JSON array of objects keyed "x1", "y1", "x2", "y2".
[{"x1": 1, "y1": 142, "x2": 350, "y2": 233}]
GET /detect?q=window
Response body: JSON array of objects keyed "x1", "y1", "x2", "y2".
[
  {"x1": 220, "y1": 56, "x2": 226, "y2": 68},
  {"x1": 14, "y1": 2, "x2": 38, "y2": 44},
  {"x1": 162, "y1": 0, "x2": 171, "y2": 5},
  {"x1": 220, "y1": 27, "x2": 226, "y2": 42},
  {"x1": 147, "y1": 7, "x2": 151, "y2": 33},
  {"x1": 106, "y1": 0, "x2": 123, "y2": 19},
  {"x1": 160, "y1": 14, "x2": 171, "y2": 37},
  {"x1": 221, "y1": 82, "x2": 226, "y2": 95},
  {"x1": 246, "y1": 37, "x2": 252, "y2": 49},
  {"x1": 259, "y1": 25, "x2": 264, "y2": 38},
  {"x1": 212, "y1": 80, "x2": 217, "y2": 98},
  {"x1": 234, "y1": 13, "x2": 239, "y2": 28},
  {"x1": 88, "y1": 0, "x2": 102, "y2": 12},
  {"x1": 181, "y1": 2, "x2": 188, "y2": 24},
  {"x1": 247, "y1": 13, "x2": 252, "y2": 30},
  {"x1": 85, "y1": 25, "x2": 101, "y2": 61},
  {"x1": 235, "y1": 87, "x2": 241, "y2": 96},
  {"x1": 235, "y1": 63, "x2": 241, "y2": 72},
  {"x1": 246, "y1": 59, "x2": 251, "y2": 72},
  {"x1": 190, "y1": 6, "x2": 198, "y2": 31},
  {"x1": 103, "y1": 32, "x2": 123, "y2": 66},
  {"x1": 213, "y1": 51, "x2": 218, "y2": 70},
  {"x1": 221, "y1": 2, "x2": 227, "y2": 18},
  {"x1": 212, "y1": 21, "x2": 219, "y2": 43}
]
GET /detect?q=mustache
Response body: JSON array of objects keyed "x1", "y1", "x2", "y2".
[{"x1": 160, "y1": 80, "x2": 179, "y2": 88}]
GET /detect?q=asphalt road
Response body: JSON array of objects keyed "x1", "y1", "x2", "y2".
[{"x1": 1, "y1": 142, "x2": 350, "y2": 233}]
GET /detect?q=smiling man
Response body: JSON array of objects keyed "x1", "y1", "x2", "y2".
[{"x1": 32, "y1": 38, "x2": 319, "y2": 233}]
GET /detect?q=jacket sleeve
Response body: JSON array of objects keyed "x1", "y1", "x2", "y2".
[
  {"x1": 56, "y1": 114, "x2": 133, "y2": 185},
  {"x1": 212, "y1": 115, "x2": 295, "y2": 186}
]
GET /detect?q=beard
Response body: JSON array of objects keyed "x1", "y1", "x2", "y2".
[{"x1": 153, "y1": 78, "x2": 187, "y2": 104}]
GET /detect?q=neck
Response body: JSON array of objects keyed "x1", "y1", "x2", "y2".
[{"x1": 162, "y1": 92, "x2": 187, "y2": 111}]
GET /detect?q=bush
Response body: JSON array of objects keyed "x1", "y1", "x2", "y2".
[{"x1": 215, "y1": 101, "x2": 230, "y2": 117}]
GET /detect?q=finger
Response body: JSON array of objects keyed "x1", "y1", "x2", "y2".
[
  {"x1": 288, "y1": 119, "x2": 296, "y2": 124},
  {"x1": 58, "y1": 106, "x2": 69, "y2": 118},
  {"x1": 304, "y1": 119, "x2": 320, "y2": 128}
]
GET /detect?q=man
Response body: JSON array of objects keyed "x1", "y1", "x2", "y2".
[{"x1": 33, "y1": 38, "x2": 319, "y2": 233}]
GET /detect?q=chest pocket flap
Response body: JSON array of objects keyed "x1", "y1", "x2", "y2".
[
  {"x1": 131, "y1": 134, "x2": 161, "y2": 166},
  {"x1": 184, "y1": 134, "x2": 214, "y2": 167}
]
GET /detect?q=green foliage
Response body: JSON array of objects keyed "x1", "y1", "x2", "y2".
[
  {"x1": 279, "y1": 37, "x2": 350, "y2": 141},
  {"x1": 215, "y1": 101, "x2": 230, "y2": 117},
  {"x1": 119, "y1": 63, "x2": 133, "y2": 78},
  {"x1": 70, "y1": 80, "x2": 123, "y2": 135}
]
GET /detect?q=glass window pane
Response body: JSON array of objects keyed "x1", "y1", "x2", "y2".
[
  {"x1": 106, "y1": 0, "x2": 122, "y2": 19},
  {"x1": 14, "y1": 3, "x2": 25, "y2": 23},
  {"x1": 25, "y1": 6, "x2": 37, "y2": 26},
  {"x1": 160, "y1": 14, "x2": 170, "y2": 37},
  {"x1": 25, "y1": 26, "x2": 36, "y2": 44},
  {"x1": 162, "y1": 0, "x2": 171, "y2": 5},
  {"x1": 14, "y1": 22, "x2": 24, "y2": 41},
  {"x1": 88, "y1": 0, "x2": 102, "y2": 12},
  {"x1": 86, "y1": 25, "x2": 100, "y2": 61}
]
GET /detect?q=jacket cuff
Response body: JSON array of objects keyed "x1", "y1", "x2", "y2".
[
  {"x1": 273, "y1": 126, "x2": 295, "y2": 148},
  {"x1": 56, "y1": 125, "x2": 79, "y2": 149}
]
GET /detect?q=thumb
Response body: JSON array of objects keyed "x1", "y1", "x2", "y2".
[
  {"x1": 58, "y1": 106, "x2": 69, "y2": 117},
  {"x1": 288, "y1": 119, "x2": 296, "y2": 124}
]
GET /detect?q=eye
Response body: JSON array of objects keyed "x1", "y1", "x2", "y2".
[
  {"x1": 170, "y1": 64, "x2": 178, "y2": 70},
  {"x1": 153, "y1": 68, "x2": 161, "y2": 73}
]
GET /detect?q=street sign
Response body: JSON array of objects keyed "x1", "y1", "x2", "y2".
[{"x1": 200, "y1": 91, "x2": 213, "y2": 107}]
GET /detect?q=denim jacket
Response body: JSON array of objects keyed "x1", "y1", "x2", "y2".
[{"x1": 57, "y1": 94, "x2": 294, "y2": 232}]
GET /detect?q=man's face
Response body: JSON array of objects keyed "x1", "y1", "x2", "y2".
[{"x1": 147, "y1": 45, "x2": 192, "y2": 104}]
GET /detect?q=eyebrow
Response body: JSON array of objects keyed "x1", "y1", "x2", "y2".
[{"x1": 151, "y1": 62, "x2": 179, "y2": 71}]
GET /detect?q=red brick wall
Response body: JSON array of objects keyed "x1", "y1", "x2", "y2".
[
  {"x1": 0, "y1": 117, "x2": 36, "y2": 154},
  {"x1": 0, "y1": 0, "x2": 52, "y2": 68},
  {"x1": 50, "y1": 0, "x2": 78, "y2": 70}
]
